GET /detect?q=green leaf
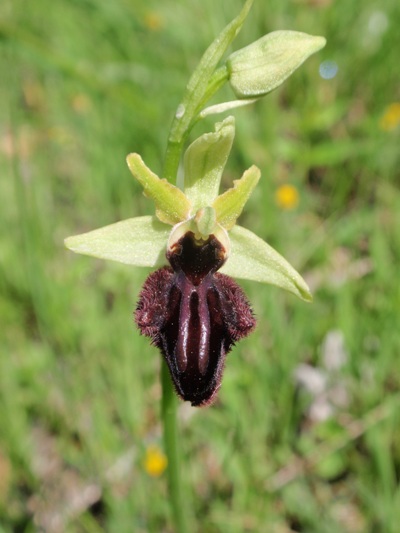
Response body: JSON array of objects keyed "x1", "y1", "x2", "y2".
[
  {"x1": 227, "y1": 30, "x2": 326, "y2": 98},
  {"x1": 213, "y1": 165, "x2": 260, "y2": 230},
  {"x1": 220, "y1": 225, "x2": 312, "y2": 301},
  {"x1": 64, "y1": 216, "x2": 169, "y2": 267},
  {"x1": 126, "y1": 153, "x2": 191, "y2": 225},
  {"x1": 183, "y1": 116, "x2": 235, "y2": 211}
]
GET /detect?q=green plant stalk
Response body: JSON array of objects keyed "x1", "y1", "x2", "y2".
[
  {"x1": 160, "y1": 3, "x2": 253, "y2": 530},
  {"x1": 159, "y1": 47, "x2": 227, "y2": 533},
  {"x1": 161, "y1": 361, "x2": 189, "y2": 533},
  {"x1": 163, "y1": 66, "x2": 229, "y2": 184}
]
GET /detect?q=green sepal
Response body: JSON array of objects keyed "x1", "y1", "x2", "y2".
[
  {"x1": 213, "y1": 165, "x2": 260, "y2": 230},
  {"x1": 64, "y1": 216, "x2": 169, "y2": 267},
  {"x1": 220, "y1": 224, "x2": 312, "y2": 301},
  {"x1": 227, "y1": 30, "x2": 326, "y2": 98},
  {"x1": 183, "y1": 116, "x2": 235, "y2": 212},
  {"x1": 126, "y1": 153, "x2": 191, "y2": 225}
]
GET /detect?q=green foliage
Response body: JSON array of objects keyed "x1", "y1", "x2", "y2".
[{"x1": 1, "y1": 0, "x2": 400, "y2": 531}]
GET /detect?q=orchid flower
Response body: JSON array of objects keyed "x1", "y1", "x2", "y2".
[{"x1": 65, "y1": 116, "x2": 311, "y2": 406}]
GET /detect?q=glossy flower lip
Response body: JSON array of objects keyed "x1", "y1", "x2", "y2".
[{"x1": 136, "y1": 231, "x2": 256, "y2": 406}]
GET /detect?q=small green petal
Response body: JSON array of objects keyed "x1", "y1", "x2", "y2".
[
  {"x1": 220, "y1": 225, "x2": 312, "y2": 301},
  {"x1": 200, "y1": 98, "x2": 258, "y2": 118},
  {"x1": 126, "y1": 153, "x2": 191, "y2": 225},
  {"x1": 194, "y1": 206, "x2": 217, "y2": 238},
  {"x1": 227, "y1": 30, "x2": 326, "y2": 98},
  {"x1": 213, "y1": 165, "x2": 260, "y2": 230},
  {"x1": 64, "y1": 216, "x2": 169, "y2": 267},
  {"x1": 183, "y1": 116, "x2": 235, "y2": 212}
]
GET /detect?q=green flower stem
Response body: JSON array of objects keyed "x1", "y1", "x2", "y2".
[
  {"x1": 197, "y1": 65, "x2": 229, "y2": 113},
  {"x1": 161, "y1": 361, "x2": 189, "y2": 533},
  {"x1": 163, "y1": 0, "x2": 253, "y2": 183},
  {"x1": 163, "y1": 71, "x2": 228, "y2": 185},
  {"x1": 162, "y1": 68, "x2": 229, "y2": 185},
  {"x1": 160, "y1": 3, "x2": 253, "y2": 529}
]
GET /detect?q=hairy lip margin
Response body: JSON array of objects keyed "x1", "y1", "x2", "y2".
[{"x1": 135, "y1": 231, "x2": 256, "y2": 406}]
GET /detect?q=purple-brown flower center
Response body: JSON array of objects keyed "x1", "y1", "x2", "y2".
[{"x1": 135, "y1": 231, "x2": 255, "y2": 406}]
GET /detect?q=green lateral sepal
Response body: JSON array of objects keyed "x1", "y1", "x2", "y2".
[
  {"x1": 213, "y1": 165, "x2": 260, "y2": 230},
  {"x1": 220, "y1": 224, "x2": 312, "y2": 301},
  {"x1": 64, "y1": 216, "x2": 169, "y2": 267}
]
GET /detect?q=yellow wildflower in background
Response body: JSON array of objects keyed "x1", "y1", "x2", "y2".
[
  {"x1": 275, "y1": 184, "x2": 299, "y2": 210},
  {"x1": 379, "y1": 103, "x2": 400, "y2": 131},
  {"x1": 144, "y1": 11, "x2": 163, "y2": 31},
  {"x1": 71, "y1": 93, "x2": 92, "y2": 114},
  {"x1": 144, "y1": 445, "x2": 167, "y2": 477}
]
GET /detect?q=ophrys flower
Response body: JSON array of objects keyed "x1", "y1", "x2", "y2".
[{"x1": 65, "y1": 116, "x2": 311, "y2": 406}]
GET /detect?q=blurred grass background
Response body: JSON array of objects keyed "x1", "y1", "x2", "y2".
[{"x1": 1, "y1": 0, "x2": 400, "y2": 531}]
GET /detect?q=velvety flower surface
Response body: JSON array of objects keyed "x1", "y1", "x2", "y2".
[
  {"x1": 136, "y1": 231, "x2": 255, "y2": 406},
  {"x1": 65, "y1": 116, "x2": 311, "y2": 406}
]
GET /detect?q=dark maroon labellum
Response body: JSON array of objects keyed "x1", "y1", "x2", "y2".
[{"x1": 135, "y1": 231, "x2": 256, "y2": 406}]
